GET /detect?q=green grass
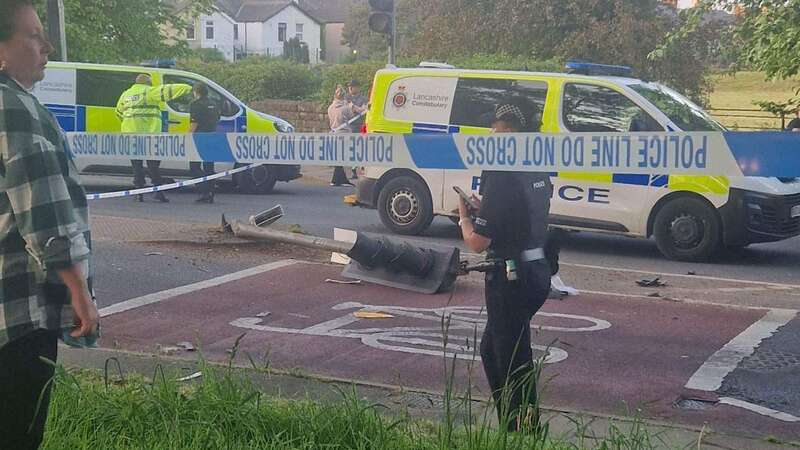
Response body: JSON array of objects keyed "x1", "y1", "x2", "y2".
[
  {"x1": 708, "y1": 71, "x2": 800, "y2": 130},
  {"x1": 38, "y1": 359, "x2": 674, "y2": 450}
]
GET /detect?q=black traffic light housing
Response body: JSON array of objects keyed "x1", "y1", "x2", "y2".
[{"x1": 368, "y1": 0, "x2": 394, "y2": 35}]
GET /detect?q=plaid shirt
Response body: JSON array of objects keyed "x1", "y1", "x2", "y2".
[{"x1": 0, "y1": 73, "x2": 91, "y2": 349}]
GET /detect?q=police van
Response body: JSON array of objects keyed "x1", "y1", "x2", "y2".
[
  {"x1": 354, "y1": 62, "x2": 800, "y2": 261},
  {"x1": 32, "y1": 61, "x2": 300, "y2": 193}
]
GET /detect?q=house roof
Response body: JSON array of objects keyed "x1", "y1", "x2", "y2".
[
  {"x1": 215, "y1": 0, "x2": 323, "y2": 24},
  {"x1": 296, "y1": 0, "x2": 354, "y2": 24}
]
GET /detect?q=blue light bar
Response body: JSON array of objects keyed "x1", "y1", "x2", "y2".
[
  {"x1": 565, "y1": 60, "x2": 633, "y2": 77},
  {"x1": 141, "y1": 58, "x2": 177, "y2": 68}
]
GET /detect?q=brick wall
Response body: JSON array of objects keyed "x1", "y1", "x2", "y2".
[{"x1": 249, "y1": 99, "x2": 329, "y2": 132}]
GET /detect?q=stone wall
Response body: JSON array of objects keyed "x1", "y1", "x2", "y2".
[{"x1": 249, "y1": 99, "x2": 329, "y2": 132}]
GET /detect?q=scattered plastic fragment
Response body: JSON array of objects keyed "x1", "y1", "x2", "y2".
[
  {"x1": 637, "y1": 277, "x2": 666, "y2": 287},
  {"x1": 353, "y1": 311, "x2": 394, "y2": 319}
]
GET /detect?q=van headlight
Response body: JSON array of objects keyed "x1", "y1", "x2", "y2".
[{"x1": 275, "y1": 121, "x2": 294, "y2": 133}]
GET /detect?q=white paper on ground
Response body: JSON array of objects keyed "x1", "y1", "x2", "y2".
[
  {"x1": 331, "y1": 228, "x2": 358, "y2": 265},
  {"x1": 551, "y1": 274, "x2": 579, "y2": 295}
]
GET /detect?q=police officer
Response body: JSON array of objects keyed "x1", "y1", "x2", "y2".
[
  {"x1": 457, "y1": 103, "x2": 552, "y2": 432},
  {"x1": 189, "y1": 82, "x2": 220, "y2": 203},
  {"x1": 116, "y1": 74, "x2": 192, "y2": 202}
]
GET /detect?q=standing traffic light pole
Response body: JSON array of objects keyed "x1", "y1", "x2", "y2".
[
  {"x1": 46, "y1": 0, "x2": 67, "y2": 61},
  {"x1": 368, "y1": 0, "x2": 395, "y2": 65}
]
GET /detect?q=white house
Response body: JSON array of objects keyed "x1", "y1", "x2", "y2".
[{"x1": 187, "y1": 0, "x2": 323, "y2": 63}]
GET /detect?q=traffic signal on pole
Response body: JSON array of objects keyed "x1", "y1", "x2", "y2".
[{"x1": 368, "y1": 0, "x2": 394, "y2": 35}]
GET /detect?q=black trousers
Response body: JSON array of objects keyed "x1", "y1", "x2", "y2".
[
  {"x1": 190, "y1": 161, "x2": 216, "y2": 195},
  {"x1": 131, "y1": 159, "x2": 164, "y2": 187},
  {"x1": 480, "y1": 260, "x2": 550, "y2": 430},
  {"x1": 330, "y1": 166, "x2": 349, "y2": 185},
  {"x1": 0, "y1": 329, "x2": 59, "y2": 450}
]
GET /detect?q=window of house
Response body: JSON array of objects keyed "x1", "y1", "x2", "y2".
[
  {"x1": 205, "y1": 20, "x2": 214, "y2": 40},
  {"x1": 76, "y1": 70, "x2": 139, "y2": 108},
  {"x1": 278, "y1": 22, "x2": 287, "y2": 42},
  {"x1": 295, "y1": 23, "x2": 304, "y2": 41},
  {"x1": 186, "y1": 23, "x2": 195, "y2": 40},
  {"x1": 233, "y1": 24, "x2": 238, "y2": 41},
  {"x1": 562, "y1": 83, "x2": 662, "y2": 132},
  {"x1": 450, "y1": 78, "x2": 549, "y2": 130}
]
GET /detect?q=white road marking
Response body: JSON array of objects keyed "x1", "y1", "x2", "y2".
[
  {"x1": 561, "y1": 262, "x2": 800, "y2": 290},
  {"x1": 685, "y1": 309, "x2": 797, "y2": 392},
  {"x1": 99, "y1": 260, "x2": 297, "y2": 317},
  {"x1": 718, "y1": 397, "x2": 800, "y2": 423}
]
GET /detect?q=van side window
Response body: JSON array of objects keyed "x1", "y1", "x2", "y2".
[
  {"x1": 163, "y1": 75, "x2": 240, "y2": 117},
  {"x1": 76, "y1": 70, "x2": 139, "y2": 108},
  {"x1": 562, "y1": 83, "x2": 662, "y2": 132},
  {"x1": 450, "y1": 78, "x2": 548, "y2": 130}
]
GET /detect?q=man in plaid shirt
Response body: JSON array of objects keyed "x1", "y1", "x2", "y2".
[{"x1": 0, "y1": 1, "x2": 99, "y2": 448}]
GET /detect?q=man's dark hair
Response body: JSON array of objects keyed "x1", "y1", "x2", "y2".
[
  {"x1": 193, "y1": 82, "x2": 208, "y2": 97},
  {"x1": 0, "y1": 0, "x2": 33, "y2": 42}
]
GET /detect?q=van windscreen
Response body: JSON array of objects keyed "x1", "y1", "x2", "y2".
[{"x1": 630, "y1": 83, "x2": 724, "y2": 132}]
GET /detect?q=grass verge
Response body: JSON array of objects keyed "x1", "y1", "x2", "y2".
[{"x1": 40, "y1": 357, "x2": 678, "y2": 450}]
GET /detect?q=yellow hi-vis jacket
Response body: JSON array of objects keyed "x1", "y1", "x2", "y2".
[{"x1": 116, "y1": 82, "x2": 192, "y2": 133}]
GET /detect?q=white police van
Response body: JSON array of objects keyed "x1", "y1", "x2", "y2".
[{"x1": 354, "y1": 62, "x2": 800, "y2": 261}]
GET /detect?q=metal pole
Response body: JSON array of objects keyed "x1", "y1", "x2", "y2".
[
  {"x1": 46, "y1": 0, "x2": 67, "y2": 61},
  {"x1": 388, "y1": 0, "x2": 396, "y2": 65},
  {"x1": 231, "y1": 221, "x2": 355, "y2": 254}
]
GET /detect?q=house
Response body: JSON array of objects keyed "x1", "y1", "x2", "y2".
[
  {"x1": 295, "y1": 0, "x2": 354, "y2": 63},
  {"x1": 185, "y1": 0, "x2": 324, "y2": 63}
]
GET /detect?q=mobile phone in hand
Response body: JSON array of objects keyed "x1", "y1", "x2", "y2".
[{"x1": 453, "y1": 186, "x2": 480, "y2": 211}]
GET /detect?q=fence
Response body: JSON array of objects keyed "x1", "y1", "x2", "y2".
[{"x1": 707, "y1": 107, "x2": 789, "y2": 131}]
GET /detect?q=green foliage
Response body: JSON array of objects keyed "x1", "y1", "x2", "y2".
[
  {"x1": 316, "y1": 60, "x2": 386, "y2": 102},
  {"x1": 283, "y1": 37, "x2": 310, "y2": 64},
  {"x1": 188, "y1": 48, "x2": 226, "y2": 63},
  {"x1": 177, "y1": 57, "x2": 321, "y2": 102},
  {"x1": 40, "y1": 0, "x2": 213, "y2": 63}
]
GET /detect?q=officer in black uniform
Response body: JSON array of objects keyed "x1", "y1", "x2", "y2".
[
  {"x1": 458, "y1": 103, "x2": 553, "y2": 431},
  {"x1": 189, "y1": 83, "x2": 221, "y2": 203}
]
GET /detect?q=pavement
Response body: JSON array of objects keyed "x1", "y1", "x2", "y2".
[{"x1": 78, "y1": 249, "x2": 800, "y2": 447}]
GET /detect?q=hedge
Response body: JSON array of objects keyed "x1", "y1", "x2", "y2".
[{"x1": 177, "y1": 54, "x2": 564, "y2": 104}]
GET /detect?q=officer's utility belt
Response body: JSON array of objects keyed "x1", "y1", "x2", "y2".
[
  {"x1": 483, "y1": 247, "x2": 544, "y2": 281},
  {"x1": 520, "y1": 247, "x2": 545, "y2": 262}
]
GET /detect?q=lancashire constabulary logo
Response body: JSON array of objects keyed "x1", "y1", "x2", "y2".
[{"x1": 392, "y1": 86, "x2": 407, "y2": 108}]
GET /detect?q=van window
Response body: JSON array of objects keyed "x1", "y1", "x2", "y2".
[
  {"x1": 450, "y1": 78, "x2": 548, "y2": 130},
  {"x1": 562, "y1": 83, "x2": 662, "y2": 132},
  {"x1": 163, "y1": 74, "x2": 240, "y2": 117},
  {"x1": 76, "y1": 70, "x2": 138, "y2": 108}
]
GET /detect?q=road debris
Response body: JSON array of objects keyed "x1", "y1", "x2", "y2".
[
  {"x1": 146, "y1": 252, "x2": 164, "y2": 256},
  {"x1": 177, "y1": 371, "x2": 203, "y2": 382},
  {"x1": 325, "y1": 279, "x2": 362, "y2": 285},
  {"x1": 636, "y1": 277, "x2": 667, "y2": 287},
  {"x1": 176, "y1": 341, "x2": 195, "y2": 351},
  {"x1": 647, "y1": 292, "x2": 662, "y2": 298},
  {"x1": 256, "y1": 311, "x2": 271, "y2": 318},
  {"x1": 353, "y1": 311, "x2": 394, "y2": 319}
]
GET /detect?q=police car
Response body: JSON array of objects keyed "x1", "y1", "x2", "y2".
[
  {"x1": 353, "y1": 62, "x2": 800, "y2": 261},
  {"x1": 32, "y1": 60, "x2": 300, "y2": 194}
]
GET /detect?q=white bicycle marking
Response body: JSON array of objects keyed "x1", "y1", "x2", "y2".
[{"x1": 230, "y1": 302, "x2": 610, "y2": 365}]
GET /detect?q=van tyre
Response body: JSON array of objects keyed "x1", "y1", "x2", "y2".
[
  {"x1": 653, "y1": 197, "x2": 721, "y2": 261},
  {"x1": 235, "y1": 164, "x2": 278, "y2": 194},
  {"x1": 378, "y1": 176, "x2": 434, "y2": 235}
]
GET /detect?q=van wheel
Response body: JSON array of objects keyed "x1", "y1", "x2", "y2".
[
  {"x1": 653, "y1": 197, "x2": 721, "y2": 261},
  {"x1": 236, "y1": 164, "x2": 278, "y2": 194},
  {"x1": 377, "y1": 176, "x2": 434, "y2": 235}
]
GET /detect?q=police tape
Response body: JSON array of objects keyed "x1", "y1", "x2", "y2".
[
  {"x1": 85, "y1": 163, "x2": 260, "y2": 200},
  {"x1": 67, "y1": 131, "x2": 800, "y2": 178}
]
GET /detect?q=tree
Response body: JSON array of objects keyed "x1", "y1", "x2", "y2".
[
  {"x1": 283, "y1": 37, "x2": 310, "y2": 64},
  {"x1": 41, "y1": 0, "x2": 213, "y2": 64}
]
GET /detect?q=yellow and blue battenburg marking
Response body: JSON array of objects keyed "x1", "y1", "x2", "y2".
[{"x1": 65, "y1": 131, "x2": 800, "y2": 178}]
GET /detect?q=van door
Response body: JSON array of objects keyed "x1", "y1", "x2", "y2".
[
  {"x1": 443, "y1": 77, "x2": 550, "y2": 213},
  {"x1": 555, "y1": 82, "x2": 663, "y2": 233},
  {"x1": 161, "y1": 74, "x2": 244, "y2": 134}
]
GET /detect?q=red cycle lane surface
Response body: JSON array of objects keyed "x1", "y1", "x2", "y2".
[{"x1": 100, "y1": 262, "x2": 795, "y2": 439}]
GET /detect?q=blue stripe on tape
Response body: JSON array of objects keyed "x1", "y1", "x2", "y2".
[
  {"x1": 403, "y1": 134, "x2": 466, "y2": 170},
  {"x1": 724, "y1": 132, "x2": 800, "y2": 177},
  {"x1": 194, "y1": 133, "x2": 235, "y2": 163},
  {"x1": 612, "y1": 173, "x2": 650, "y2": 186},
  {"x1": 77, "y1": 106, "x2": 86, "y2": 132}
]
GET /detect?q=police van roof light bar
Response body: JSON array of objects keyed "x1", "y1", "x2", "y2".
[
  {"x1": 565, "y1": 60, "x2": 633, "y2": 77},
  {"x1": 141, "y1": 58, "x2": 177, "y2": 68}
]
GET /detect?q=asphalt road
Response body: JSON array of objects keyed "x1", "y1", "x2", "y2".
[{"x1": 87, "y1": 178, "x2": 800, "y2": 286}]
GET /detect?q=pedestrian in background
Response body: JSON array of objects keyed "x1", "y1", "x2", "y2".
[
  {"x1": 0, "y1": 1, "x2": 99, "y2": 448},
  {"x1": 345, "y1": 79, "x2": 368, "y2": 133},
  {"x1": 116, "y1": 74, "x2": 191, "y2": 202},
  {"x1": 189, "y1": 82, "x2": 220, "y2": 203},
  {"x1": 327, "y1": 84, "x2": 365, "y2": 186},
  {"x1": 457, "y1": 103, "x2": 552, "y2": 432},
  {"x1": 786, "y1": 108, "x2": 800, "y2": 132}
]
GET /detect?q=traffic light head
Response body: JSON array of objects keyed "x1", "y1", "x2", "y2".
[{"x1": 368, "y1": 0, "x2": 394, "y2": 35}]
